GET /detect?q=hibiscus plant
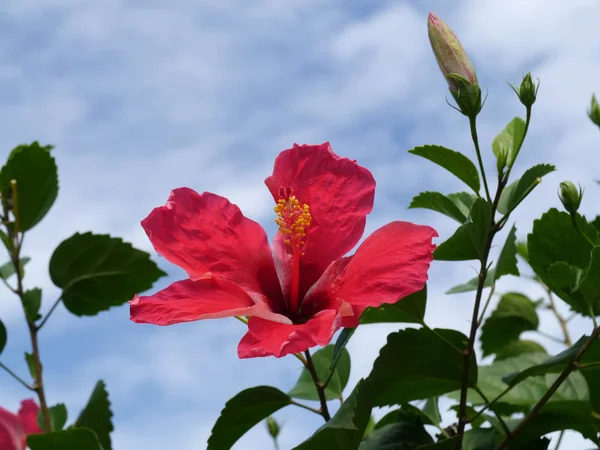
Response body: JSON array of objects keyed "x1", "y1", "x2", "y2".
[{"x1": 1, "y1": 11, "x2": 600, "y2": 450}]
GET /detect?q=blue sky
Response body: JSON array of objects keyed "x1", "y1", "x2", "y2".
[{"x1": 0, "y1": 0, "x2": 599, "y2": 448}]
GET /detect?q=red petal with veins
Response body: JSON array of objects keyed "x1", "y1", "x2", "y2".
[
  {"x1": 237, "y1": 306, "x2": 343, "y2": 358},
  {"x1": 330, "y1": 221, "x2": 437, "y2": 327},
  {"x1": 130, "y1": 276, "x2": 291, "y2": 326},
  {"x1": 266, "y1": 143, "x2": 375, "y2": 300},
  {"x1": 141, "y1": 188, "x2": 284, "y2": 313}
]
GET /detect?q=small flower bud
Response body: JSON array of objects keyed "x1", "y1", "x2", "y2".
[
  {"x1": 427, "y1": 12, "x2": 478, "y2": 91},
  {"x1": 427, "y1": 13, "x2": 482, "y2": 117},
  {"x1": 266, "y1": 417, "x2": 280, "y2": 439},
  {"x1": 588, "y1": 94, "x2": 600, "y2": 129},
  {"x1": 558, "y1": 181, "x2": 583, "y2": 215},
  {"x1": 512, "y1": 72, "x2": 539, "y2": 108}
]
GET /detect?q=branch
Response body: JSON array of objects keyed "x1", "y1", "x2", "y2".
[
  {"x1": 304, "y1": 350, "x2": 331, "y2": 421},
  {"x1": 495, "y1": 326, "x2": 600, "y2": 450}
]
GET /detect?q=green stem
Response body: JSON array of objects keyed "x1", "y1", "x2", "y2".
[
  {"x1": 546, "y1": 287, "x2": 572, "y2": 346},
  {"x1": 553, "y1": 431, "x2": 564, "y2": 450},
  {"x1": 476, "y1": 281, "x2": 496, "y2": 327},
  {"x1": 304, "y1": 350, "x2": 331, "y2": 422},
  {"x1": 474, "y1": 386, "x2": 511, "y2": 437},
  {"x1": 495, "y1": 326, "x2": 600, "y2": 449},
  {"x1": 6, "y1": 181, "x2": 52, "y2": 432},
  {"x1": 455, "y1": 172, "x2": 507, "y2": 449},
  {"x1": 571, "y1": 215, "x2": 596, "y2": 248},
  {"x1": 0, "y1": 361, "x2": 35, "y2": 390},
  {"x1": 37, "y1": 296, "x2": 63, "y2": 330},
  {"x1": 290, "y1": 399, "x2": 323, "y2": 416},
  {"x1": 469, "y1": 116, "x2": 492, "y2": 202}
]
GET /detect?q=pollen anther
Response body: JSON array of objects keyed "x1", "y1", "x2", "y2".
[{"x1": 274, "y1": 194, "x2": 311, "y2": 249}]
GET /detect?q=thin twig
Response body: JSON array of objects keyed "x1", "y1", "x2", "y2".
[
  {"x1": 495, "y1": 326, "x2": 600, "y2": 449},
  {"x1": 290, "y1": 399, "x2": 323, "y2": 416},
  {"x1": 0, "y1": 361, "x2": 35, "y2": 390},
  {"x1": 536, "y1": 330, "x2": 565, "y2": 345},
  {"x1": 304, "y1": 350, "x2": 331, "y2": 421},
  {"x1": 545, "y1": 287, "x2": 572, "y2": 346},
  {"x1": 36, "y1": 296, "x2": 63, "y2": 330},
  {"x1": 474, "y1": 386, "x2": 511, "y2": 437},
  {"x1": 554, "y1": 431, "x2": 565, "y2": 450}
]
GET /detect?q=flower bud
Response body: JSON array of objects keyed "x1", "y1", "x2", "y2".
[
  {"x1": 558, "y1": 181, "x2": 583, "y2": 215},
  {"x1": 589, "y1": 94, "x2": 600, "y2": 129},
  {"x1": 512, "y1": 72, "x2": 539, "y2": 108},
  {"x1": 266, "y1": 416, "x2": 280, "y2": 439},
  {"x1": 427, "y1": 12, "x2": 478, "y2": 91},
  {"x1": 428, "y1": 13, "x2": 482, "y2": 117}
]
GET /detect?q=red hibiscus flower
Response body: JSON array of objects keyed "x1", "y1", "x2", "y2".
[
  {"x1": 130, "y1": 143, "x2": 437, "y2": 358},
  {"x1": 0, "y1": 399, "x2": 42, "y2": 450}
]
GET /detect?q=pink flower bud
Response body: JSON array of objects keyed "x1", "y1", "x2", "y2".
[{"x1": 427, "y1": 12, "x2": 478, "y2": 92}]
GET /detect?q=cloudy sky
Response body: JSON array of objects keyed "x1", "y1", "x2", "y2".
[{"x1": 0, "y1": 0, "x2": 599, "y2": 448}]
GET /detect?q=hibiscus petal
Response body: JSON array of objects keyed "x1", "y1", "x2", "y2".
[
  {"x1": 237, "y1": 306, "x2": 343, "y2": 358},
  {"x1": 17, "y1": 400, "x2": 41, "y2": 436},
  {"x1": 326, "y1": 221, "x2": 437, "y2": 327},
  {"x1": 130, "y1": 276, "x2": 291, "y2": 326},
  {"x1": 0, "y1": 407, "x2": 24, "y2": 450},
  {"x1": 265, "y1": 143, "x2": 375, "y2": 298},
  {"x1": 141, "y1": 188, "x2": 284, "y2": 312}
]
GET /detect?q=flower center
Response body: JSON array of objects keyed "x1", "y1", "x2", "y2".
[{"x1": 274, "y1": 187, "x2": 312, "y2": 316}]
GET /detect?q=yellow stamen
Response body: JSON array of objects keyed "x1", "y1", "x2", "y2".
[{"x1": 274, "y1": 195, "x2": 311, "y2": 249}]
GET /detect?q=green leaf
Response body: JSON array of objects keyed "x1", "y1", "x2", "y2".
[
  {"x1": 359, "y1": 415, "x2": 434, "y2": 449},
  {"x1": 409, "y1": 191, "x2": 467, "y2": 223},
  {"x1": 422, "y1": 398, "x2": 441, "y2": 427},
  {"x1": 492, "y1": 117, "x2": 526, "y2": 168},
  {"x1": 480, "y1": 293, "x2": 539, "y2": 356},
  {"x1": 0, "y1": 318, "x2": 6, "y2": 355},
  {"x1": 448, "y1": 352, "x2": 589, "y2": 407},
  {"x1": 0, "y1": 229, "x2": 12, "y2": 252},
  {"x1": 75, "y1": 380, "x2": 114, "y2": 450},
  {"x1": 22, "y1": 288, "x2": 42, "y2": 322},
  {"x1": 27, "y1": 428, "x2": 102, "y2": 450},
  {"x1": 416, "y1": 429, "x2": 495, "y2": 450},
  {"x1": 449, "y1": 405, "x2": 485, "y2": 428},
  {"x1": 494, "y1": 340, "x2": 547, "y2": 361},
  {"x1": 294, "y1": 380, "x2": 373, "y2": 450},
  {"x1": 503, "y1": 401, "x2": 599, "y2": 448},
  {"x1": 434, "y1": 198, "x2": 492, "y2": 261},
  {"x1": 502, "y1": 336, "x2": 589, "y2": 386},
  {"x1": 208, "y1": 386, "x2": 291, "y2": 450},
  {"x1": 38, "y1": 403, "x2": 68, "y2": 432},
  {"x1": 375, "y1": 405, "x2": 438, "y2": 431},
  {"x1": 0, "y1": 257, "x2": 30, "y2": 281},
  {"x1": 0, "y1": 142, "x2": 59, "y2": 231},
  {"x1": 445, "y1": 271, "x2": 493, "y2": 294},
  {"x1": 515, "y1": 241, "x2": 529, "y2": 262},
  {"x1": 49, "y1": 232, "x2": 167, "y2": 316},
  {"x1": 494, "y1": 225, "x2": 519, "y2": 282},
  {"x1": 363, "y1": 416, "x2": 377, "y2": 439},
  {"x1": 497, "y1": 164, "x2": 556, "y2": 215},
  {"x1": 447, "y1": 192, "x2": 476, "y2": 218},
  {"x1": 289, "y1": 345, "x2": 350, "y2": 401},
  {"x1": 580, "y1": 339, "x2": 600, "y2": 414},
  {"x1": 528, "y1": 209, "x2": 599, "y2": 315},
  {"x1": 331, "y1": 328, "x2": 356, "y2": 371},
  {"x1": 368, "y1": 328, "x2": 475, "y2": 407},
  {"x1": 24, "y1": 352, "x2": 36, "y2": 379},
  {"x1": 360, "y1": 286, "x2": 427, "y2": 324},
  {"x1": 408, "y1": 145, "x2": 480, "y2": 193}
]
